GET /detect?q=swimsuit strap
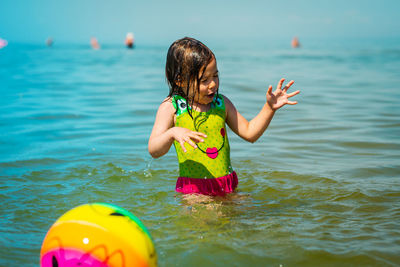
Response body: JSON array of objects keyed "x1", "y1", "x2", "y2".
[
  {"x1": 171, "y1": 95, "x2": 189, "y2": 116},
  {"x1": 172, "y1": 94, "x2": 225, "y2": 117}
]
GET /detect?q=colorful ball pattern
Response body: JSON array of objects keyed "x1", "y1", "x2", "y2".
[{"x1": 40, "y1": 203, "x2": 157, "y2": 267}]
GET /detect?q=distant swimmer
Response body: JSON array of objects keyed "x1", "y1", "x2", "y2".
[
  {"x1": 0, "y1": 38, "x2": 8, "y2": 49},
  {"x1": 125, "y1": 32, "x2": 135, "y2": 48},
  {"x1": 46, "y1": 37, "x2": 53, "y2": 47},
  {"x1": 91, "y1": 37, "x2": 100, "y2": 49},
  {"x1": 291, "y1": 37, "x2": 300, "y2": 48}
]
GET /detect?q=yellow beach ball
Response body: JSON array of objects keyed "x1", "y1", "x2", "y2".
[{"x1": 40, "y1": 203, "x2": 157, "y2": 267}]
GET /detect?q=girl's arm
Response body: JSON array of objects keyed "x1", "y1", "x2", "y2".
[
  {"x1": 148, "y1": 98, "x2": 207, "y2": 158},
  {"x1": 225, "y1": 78, "x2": 299, "y2": 143}
]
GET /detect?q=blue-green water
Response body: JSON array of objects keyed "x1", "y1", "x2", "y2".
[{"x1": 1, "y1": 39, "x2": 400, "y2": 266}]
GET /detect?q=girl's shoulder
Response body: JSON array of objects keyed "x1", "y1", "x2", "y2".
[
  {"x1": 220, "y1": 94, "x2": 234, "y2": 107},
  {"x1": 220, "y1": 94, "x2": 236, "y2": 118},
  {"x1": 219, "y1": 94, "x2": 231, "y2": 103},
  {"x1": 158, "y1": 97, "x2": 176, "y2": 115}
]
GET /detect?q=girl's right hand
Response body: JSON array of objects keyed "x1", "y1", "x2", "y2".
[{"x1": 171, "y1": 127, "x2": 207, "y2": 152}]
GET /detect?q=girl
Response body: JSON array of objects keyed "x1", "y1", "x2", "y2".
[{"x1": 148, "y1": 37, "x2": 299, "y2": 196}]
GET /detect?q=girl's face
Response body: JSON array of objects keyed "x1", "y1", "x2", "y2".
[{"x1": 191, "y1": 58, "x2": 219, "y2": 105}]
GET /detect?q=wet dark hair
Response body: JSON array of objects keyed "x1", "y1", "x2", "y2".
[{"x1": 165, "y1": 37, "x2": 216, "y2": 117}]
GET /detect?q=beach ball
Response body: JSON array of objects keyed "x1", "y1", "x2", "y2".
[{"x1": 40, "y1": 203, "x2": 157, "y2": 267}]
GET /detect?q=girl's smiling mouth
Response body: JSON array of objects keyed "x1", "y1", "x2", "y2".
[{"x1": 207, "y1": 92, "x2": 215, "y2": 98}]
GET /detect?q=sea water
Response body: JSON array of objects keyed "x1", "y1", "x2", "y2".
[{"x1": 1, "y1": 38, "x2": 399, "y2": 266}]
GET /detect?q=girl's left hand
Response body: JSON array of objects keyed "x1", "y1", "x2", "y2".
[{"x1": 266, "y1": 78, "x2": 300, "y2": 110}]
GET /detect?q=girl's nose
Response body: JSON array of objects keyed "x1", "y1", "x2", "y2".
[{"x1": 209, "y1": 80, "x2": 216, "y2": 89}]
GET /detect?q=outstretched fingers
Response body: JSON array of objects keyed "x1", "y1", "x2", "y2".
[
  {"x1": 287, "y1": 90, "x2": 300, "y2": 98},
  {"x1": 282, "y1": 80, "x2": 295, "y2": 92},
  {"x1": 266, "y1": 78, "x2": 299, "y2": 109},
  {"x1": 285, "y1": 86, "x2": 300, "y2": 105},
  {"x1": 277, "y1": 78, "x2": 285, "y2": 90},
  {"x1": 267, "y1": 85, "x2": 273, "y2": 95}
]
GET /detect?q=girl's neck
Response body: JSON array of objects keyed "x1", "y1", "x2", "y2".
[{"x1": 191, "y1": 101, "x2": 211, "y2": 112}]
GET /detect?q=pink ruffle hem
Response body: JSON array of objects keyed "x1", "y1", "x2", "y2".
[{"x1": 175, "y1": 171, "x2": 238, "y2": 196}]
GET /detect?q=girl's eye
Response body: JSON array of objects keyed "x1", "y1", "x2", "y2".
[{"x1": 201, "y1": 73, "x2": 218, "y2": 83}]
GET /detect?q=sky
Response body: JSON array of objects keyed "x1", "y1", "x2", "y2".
[{"x1": 1, "y1": 0, "x2": 400, "y2": 45}]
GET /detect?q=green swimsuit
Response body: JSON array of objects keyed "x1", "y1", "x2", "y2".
[{"x1": 172, "y1": 94, "x2": 238, "y2": 195}]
